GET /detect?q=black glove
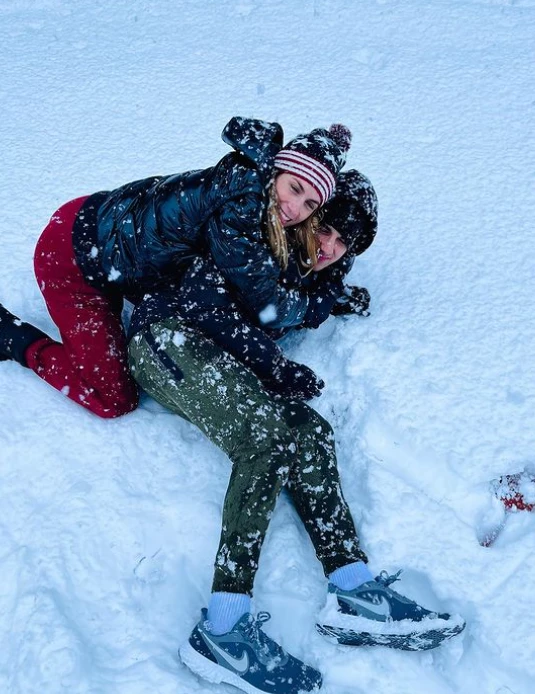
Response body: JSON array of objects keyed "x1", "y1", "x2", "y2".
[
  {"x1": 262, "y1": 359, "x2": 325, "y2": 402},
  {"x1": 331, "y1": 286, "x2": 371, "y2": 317}
]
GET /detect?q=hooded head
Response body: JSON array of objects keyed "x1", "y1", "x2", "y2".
[
  {"x1": 321, "y1": 169, "x2": 378, "y2": 258},
  {"x1": 273, "y1": 124, "x2": 352, "y2": 206}
]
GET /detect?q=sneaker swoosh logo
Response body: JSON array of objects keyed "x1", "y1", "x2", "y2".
[
  {"x1": 342, "y1": 594, "x2": 391, "y2": 618},
  {"x1": 202, "y1": 633, "x2": 250, "y2": 674}
]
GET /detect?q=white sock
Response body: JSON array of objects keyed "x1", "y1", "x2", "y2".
[
  {"x1": 206, "y1": 592, "x2": 251, "y2": 635},
  {"x1": 329, "y1": 561, "x2": 374, "y2": 590}
]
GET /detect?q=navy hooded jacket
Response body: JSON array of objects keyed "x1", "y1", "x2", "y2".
[{"x1": 128, "y1": 247, "x2": 355, "y2": 384}]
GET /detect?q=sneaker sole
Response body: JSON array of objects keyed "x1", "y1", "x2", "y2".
[
  {"x1": 179, "y1": 640, "x2": 271, "y2": 694},
  {"x1": 316, "y1": 621, "x2": 465, "y2": 651}
]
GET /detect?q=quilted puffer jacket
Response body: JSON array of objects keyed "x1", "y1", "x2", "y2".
[{"x1": 71, "y1": 117, "x2": 308, "y2": 329}]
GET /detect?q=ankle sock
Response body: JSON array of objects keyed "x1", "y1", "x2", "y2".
[
  {"x1": 206, "y1": 592, "x2": 251, "y2": 635},
  {"x1": 329, "y1": 561, "x2": 374, "y2": 591}
]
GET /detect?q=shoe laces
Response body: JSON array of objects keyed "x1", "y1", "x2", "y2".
[
  {"x1": 376, "y1": 569, "x2": 403, "y2": 587},
  {"x1": 243, "y1": 612, "x2": 287, "y2": 667},
  {"x1": 245, "y1": 611, "x2": 271, "y2": 639}
]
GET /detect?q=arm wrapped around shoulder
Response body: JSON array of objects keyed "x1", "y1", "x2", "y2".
[
  {"x1": 331, "y1": 285, "x2": 371, "y2": 317},
  {"x1": 207, "y1": 201, "x2": 308, "y2": 329},
  {"x1": 262, "y1": 358, "x2": 325, "y2": 402}
]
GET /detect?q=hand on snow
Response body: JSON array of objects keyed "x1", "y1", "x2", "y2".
[
  {"x1": 263, "y1": 359, "x2": 325, "y2": 402},
  {"x1": 331, "y1": 285, "x2": 371, "y2": 317}
]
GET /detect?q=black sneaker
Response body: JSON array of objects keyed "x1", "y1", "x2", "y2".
[
  {"x1": 333, "y1": 570, "x2": 450, "y2": 622},
  {"x1": 0, "y1": 303, "x2": 46, "y2": 365},
  {"x1": 316, "y1": 570, "x2": 465, "y2": 651},
  {"x1": 0, "y1": 303, "x2": 19, "y2": 361},
  {"x1": 180, "y1": 609, "x2": 322, "y2": 694}
]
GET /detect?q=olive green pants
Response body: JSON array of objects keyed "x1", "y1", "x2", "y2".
[{"x1": 128, "y1": 318, "x2": 366, "y2": 595}]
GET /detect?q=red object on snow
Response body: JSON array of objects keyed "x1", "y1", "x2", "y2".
[
  {"x1": 492, "y1": 473, "x2": 535, "y2": 512},
  {"x1": 477, "y1": 471, "x2": 535, "y2": 547}
]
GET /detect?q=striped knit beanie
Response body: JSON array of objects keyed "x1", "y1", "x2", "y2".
[{"x1": 273, "y1": 124, "x2": 352, "y2": 206}]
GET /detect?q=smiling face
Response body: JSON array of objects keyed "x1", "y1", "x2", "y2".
[
  {"x1": 312, "y1": 224, "x2": 348, "y2": 271},
  {"x1": 274, "y1": 173, "x2": 322, "y2": 227}
]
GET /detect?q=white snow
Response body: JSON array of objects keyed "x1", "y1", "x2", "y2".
[{"x1": 1, "y1": 1, "x2": 535, "y2": 693}]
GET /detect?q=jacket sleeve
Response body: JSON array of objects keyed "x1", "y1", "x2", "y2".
[
  {"x1": 206, "y1": 197, "x2": 308, "y2": 329},
  {"x1": 300, "y1": 256, "x2": 355, "y2": 329},
  {"x1": 177, "y1": 257, "x2": 288, "y2": 381},
  {"x1": 188, "y1": 307, "x2": 287, "y2": 383}
]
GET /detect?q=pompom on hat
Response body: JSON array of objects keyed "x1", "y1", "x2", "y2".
[
  {"x1": 321, "y1": 169, "x2": 378, "y2": 257},
  {"x1": 274, "y1": 124, "x2": 352, "y2": 206}
]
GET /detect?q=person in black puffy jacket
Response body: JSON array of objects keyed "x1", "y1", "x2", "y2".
[
  {"x1": 128, "y1": 169, "x2": 378, "y2": 402},
  {"x1": 0, "y1": 117, "x2": 350, "y2": 418}
]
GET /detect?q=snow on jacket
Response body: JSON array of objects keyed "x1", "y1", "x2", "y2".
[
  {"x1": 71, "y1": 117, "x2": 308, "y2": 329},
  {"x1": 127, "y1": 248, "x2": 355, "y2": 383}
]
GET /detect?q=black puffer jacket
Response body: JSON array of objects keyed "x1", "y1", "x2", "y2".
[
  {"x1": 127, "y1": 248, "x2": 353, "y2": 382},
  {"x1": 297, "y1": 254, "x2": 355, "y2": 329},
  {"x1": 72, "y1": 117, "x2": 308, "y2": 329}
]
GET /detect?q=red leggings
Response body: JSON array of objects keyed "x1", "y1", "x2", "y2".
[{"x1": 27, "y1": 196, "x2": 139, "y2": 418}]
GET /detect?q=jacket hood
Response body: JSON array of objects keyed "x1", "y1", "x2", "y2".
[
  {"x1": 222, "y1": 117, "x2": 284, "y2": 178},
  {"x1": 322, "y1": 169, "x2": 378, "y2": 257}
]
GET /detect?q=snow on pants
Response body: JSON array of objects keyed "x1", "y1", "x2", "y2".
[
  {"x1": 27, "y1": 196, "x2": 139, "y2": 418},
  {"x1": 128, "y1": 317, "x2": 367, "y2": 596}
]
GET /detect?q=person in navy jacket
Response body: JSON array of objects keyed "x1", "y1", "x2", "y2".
[{"x1": 0, "y1": 118, "x2": 350, "y2": 417}]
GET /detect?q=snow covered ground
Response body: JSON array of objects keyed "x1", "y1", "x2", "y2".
[{"x1": 1, "y1": 1, "x2": 535, "y2": 692}]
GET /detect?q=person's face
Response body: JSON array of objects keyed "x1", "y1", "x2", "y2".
[
  {"x1": 313, "y1": 225, "x2": 348, "y2": 271},
  {"x1": 274, "y1": 173, "x2": 322, "y2": 227}
]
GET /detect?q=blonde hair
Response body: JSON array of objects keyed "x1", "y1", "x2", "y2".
[
  {"x1": 265, "y1": 181, "x2": 320, "y2": 271},
  {"x1": 296, "y1": 213, "x2": 321, "y2": 273}
]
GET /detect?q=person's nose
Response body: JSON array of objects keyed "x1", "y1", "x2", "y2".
[
  {"x1": 324, "y1": 235, "x2": 336, "y2": 255},
  {"x1": 287, "y1": 199, "x2": 299, "y2": 220}
]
